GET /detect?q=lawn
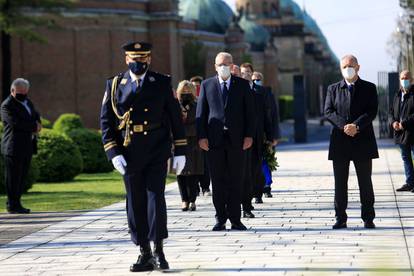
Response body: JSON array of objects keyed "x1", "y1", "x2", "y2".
[{"x1": 0, "y1": 171, "x2": 177, "y2": 213}]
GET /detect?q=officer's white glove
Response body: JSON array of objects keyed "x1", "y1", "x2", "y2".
[
  {"x1": 112, "y1": 155, "x2": 127, "y2": 175},
  {"x1": 172, "y1": 156, "x2": 186, "y2": 175}
]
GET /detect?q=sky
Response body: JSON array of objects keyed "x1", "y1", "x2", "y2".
[{"x1": 223, "y1": 0, "x2": 404, "y2": 83}]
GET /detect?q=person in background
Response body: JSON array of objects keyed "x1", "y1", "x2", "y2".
[
  {"x1": 390, "y1": 70, "x2": 414, "y2": 192},
  {"x1": 191, "y1": 76, "x2": 211, "y2": 196},
  {"x1": 252, "y1": 71, "x2": 281, "y2": 198},
  {"x1": 1, "y1": 78, "x2": 41, "y2": 214},
  {"x1": 176, "y1": 80, "x2": 204, "y2": 211},
  {"x1": 231, "y1": 64, "x2": 241, "y2": 77}
]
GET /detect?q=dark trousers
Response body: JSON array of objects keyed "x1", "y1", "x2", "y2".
[
  {"x1": 207, "y1": 136, "x2": 245, "y2": 224},
  {"x1": 252, "y1": 147, "x2": 265, "y2": 199},
  {"x1": 399, "y1": 144, "x2": 414, "y2": 186},
  {"x1": 198, "y1": 153, "x2": 211, "y2": 191},
  {"x1": 242, "y1": 149, "x2": 253, "y2": 211},
  {"x1": 4, "y1": 154, "x2": 32, "y2": 209},
  {"x1": 123, "y1": 161, "x2": 168, "y2": 246},
  {"x1": 177, "y1": 175, "x2": 199, "y2": 203},
  {"x1": 333, "y1": 159, "x2": 375, "y2": 222}
]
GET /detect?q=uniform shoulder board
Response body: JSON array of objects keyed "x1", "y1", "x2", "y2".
[{"x1": 151, "y1": 71, "x2": 171, "y2": 81}]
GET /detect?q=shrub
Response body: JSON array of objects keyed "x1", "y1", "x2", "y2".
[
  {"x1": 53, "y1": 113, "x2": 84, "y2": 134},
  {"x1": 67, "y1": 128, "x2": 113, "y2": 173},
  {"x1": 40, "y1": 117, "x2": 53, "y2": 129},
  {"x1": 279, "y1": 95, "x2": 294, "y2": 121},
  {"x1": 34, "y1": 129, "x2": 83, "y2": 182}
]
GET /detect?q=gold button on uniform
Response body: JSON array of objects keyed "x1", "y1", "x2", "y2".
[
  {"x1": 130, "y1": 131, "x2": 133, "y2": 135},
  {"x1": 144, "y1": 132, "x2": 148, "y2": 135},
  {"x1": 144, "y1": 108, "x2": 148, "y2": 112},
  {"x1": 144, "y1": 121, "x2": 148, "y2": 125},
  {"x1": 130, "y1": 108, "x2": 133, "y2": 111},
  {"x1": 129, "y1": 120, "x2": 133, "y2": 124}
]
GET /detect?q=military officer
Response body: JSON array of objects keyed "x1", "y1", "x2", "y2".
[{"x1": 100, "y1": 41, "x2": 187, "y2": 272}]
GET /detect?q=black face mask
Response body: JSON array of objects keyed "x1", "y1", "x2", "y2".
[
  {"x1": 180, "y1": 94, "x2": 194, "y2": 105},
  {"x1": 15, "y1": 93, "x2": 27, "y2": 101},
  {"x1": 128, "y1": 61, "x2": 148, "y2": 75}
]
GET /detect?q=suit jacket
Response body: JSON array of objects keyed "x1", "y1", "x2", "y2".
[
  {"x1": 100, "y1": 70, "x2": 186, "y2": 168},
  {"x1": 324, "y1": 78, "x2": 379, "y2": 161},
  {"x1": 263, "y1": 86, "x2": 281, "y2": 139},
  {"x1": 1, "y1": 95, "x2": 40, "y2": 157},
  {"x1": 196, "y1": 75, "x2": 255, "y2": 149},
  {"x1": 251, "y1": 83, "x2": 273, "y2": 155},
  {"x1": 389, "y1": 85, "x2": 414, "y2": 145}
]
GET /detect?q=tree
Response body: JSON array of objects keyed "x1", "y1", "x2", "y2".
[{"x1": 0, "y1": 0, "x2": 75, "y2": 100}]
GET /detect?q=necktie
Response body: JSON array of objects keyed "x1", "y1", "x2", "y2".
[
  {"x1": 348, "y1": 84, "x2": 354, "y2": 100},
  {"x1": 222, "y1": 82, "x2": 229, "y2": 104},
  {"x1": 132, "y1": 79, "x2": 141, "y2": 94}
]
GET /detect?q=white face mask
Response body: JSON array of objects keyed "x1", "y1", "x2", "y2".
[
  {"x1": 342, "y1": 67, "x2": 356, "y2": 81},
  {"x1": 217, "y1": 65, "x2": 231, "y2": 79}
]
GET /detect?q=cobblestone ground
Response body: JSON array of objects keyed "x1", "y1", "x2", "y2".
[{"x1": 0, "y1": 140, "x2": 413, "y2": 275}]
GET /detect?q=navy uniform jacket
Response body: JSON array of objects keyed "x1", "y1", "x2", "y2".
[
  {"x1": 263, "y1": 86, "x2": 281, "y2": 140},
  {"x1": 1, "y1": 95, "x2": 40, "y2": 157},
  {"x1": 324, "y1": 78, "x2": 379, "y2": 161},
  {"x1": 100, "y1": 70, "x2": 187, "y2": 169},
  {"x1": 389, "y1": 85, "x2": 414, "y2": 145},
  {"x1": 196, "y1": 75, "x2": 255, "y2": 148}
]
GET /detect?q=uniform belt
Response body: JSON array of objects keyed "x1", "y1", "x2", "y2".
[{"x1": 132, "y1": 123, "x2": 161, "y2": 133}]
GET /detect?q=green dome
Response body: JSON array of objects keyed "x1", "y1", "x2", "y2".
[
  {"x1": 239, "y1": 16, "x2": 270, "y2": 51},
  {"x1": 280, "y1": 0, "x2": 304, "y2": 20},
  {"x1": 179, "y1": 0, "x2": 234, "y2": 34}
]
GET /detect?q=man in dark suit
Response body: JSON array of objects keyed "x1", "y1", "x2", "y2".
[
  {"x1": 1, "y1": 78, "x2": 41, "y2": 214},
  {"x1": 390, "y1": 70, "x2": 414, "y2": 192},
  {"x1": 252, "y1": 71, "x2": 281, "y2": 199},
  {"x1": 196, "y1": 52, "x2": 255, "y2": 231},
  {"x1": 324, "y1": 55, "x2": 378, "y2": 229},
  {"x1": 101, "y1": 41, "x2": 187, "y2": 272},
  {"x1": 240, "y1": 63, "x2": 274, "y2": 218}
]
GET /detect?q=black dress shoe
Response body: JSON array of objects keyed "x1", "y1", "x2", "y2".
[
  {"x1": 130, "y1": 254, "x2": 155, "y2": 272},
  {"x1": 153, "y1": 240, "x2": 169, "y2": 270},
  {"x1": 396, "y1": 184, "x2": 414, "y2": 192},
  {"x1": 212, "y1": 222, "x2": 226, "y2": 231},
  {"x1": 264, "y1": 191, "x2": 273, "y2": 198},
  {"x1": 254, "y1": 197, "x2": 263, "y2": 204},
  {"x1": 231, "y1": 222, "x2": 247, "y2": 231},
  {"x1": 364, "y1": 221, "x2": 376, "y2": 229},
  {"x1": 243, "y1": 211, "x2": 255, "y2": 218},
  {"x1": 332, "y1": 221, "x2": 347, "y2": 229},
  {"x1": 7, "y1": 206, "x2": 31, "y2": 214}
]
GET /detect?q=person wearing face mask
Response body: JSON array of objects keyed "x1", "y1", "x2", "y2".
[
  {"x1": 231, "y1": 64, "x2": 241, "y2": 77},
  {"x1": 196, "y1": 52, "x2": 255, "y2": 231},
  {"x1": 239, "y1": 63, "x2": 274, "y2": 218},
  {"x1": 175, "y1": 80, "x2": 204, "y2": 211},
  {"x1": 1, "y1": 78, "x2": 41, "y2": 214},
  {"x1": 390, "y1": 70, "x2": 414, "y2": 192},
  {"x1": 324, "y1": 55, "x2": 378, "y2": 230},
  {"x1": 100, "y1": 41, "x2": 187, "y2": 272},
  {"x1": 252, "y1": 71, "x2": 281, "y2": 198}
]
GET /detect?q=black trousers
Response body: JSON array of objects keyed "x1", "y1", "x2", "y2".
[
  {"x1": 242, "y1": 149, "x2": 253, "y2": 212},
  {"x1": 177, "y1": 175, "x2": 199, "y2": 203},
  {"x1": 251, "y1": 147, "x2": 265, "y2": 199},
  {"x1": 333, "y1": 159, "x2": 376, "y2": 222},
  {"x1": 4, "y1": 154, "x2": 32, "y2": 209},
  {"x1": 198, "y1": 153, "x2": 211, "y2": 191},
  {"x1": 207, "y1": 136, "x2": 245, "y2": 224},
  {"x1": 123, "y1": 161, "x2": 168, "y2": 246}
]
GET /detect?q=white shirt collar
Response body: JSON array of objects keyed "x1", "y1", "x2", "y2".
[
  {"x1": 129, "y1": 70, "x2": 147, "y2": 84},
  {"x1": 344, "y1": 79, "x2": 354, "y2": 86},
  {"x1": 218, "y1": 75, "x2": 231, "y2": 87}
]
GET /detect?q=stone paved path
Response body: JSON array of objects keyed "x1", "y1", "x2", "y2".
[{"x1": 0, "y1": 140, "x2": 413, "y2": 275}]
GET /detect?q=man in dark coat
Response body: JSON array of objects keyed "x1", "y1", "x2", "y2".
[
  {"x1": 240, "y1": 63, "x2": 274, "y2": 218},
  {"x1": 196, "y1": 52, "x2": 255, "y2": 231},
  {"x1": 100, "y1": 41, "x2": 187, "y2": 272},
  {"x1": 1, "y1": 78, "x2": 41, "y2": 214},
  {"x1": 390, "y1": 70, "x2": 414, "y2": 192},
  {"x1": 324, "y1": 55, "x2": 378, "y2": 229}
]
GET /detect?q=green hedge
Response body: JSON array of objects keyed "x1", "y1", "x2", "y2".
[
  {"x1": 33, "y1": 129, "x2": 83, "y2": 182},
  {"x1": 67, "y1": 129, "x2": 113, "y2": 173},
  {"x1": 53, "y1": 113, "x2": 84, "y2": 134},
  {"x1": 279, "y1": 95, "x2": 294, "y2": 121},
  {"x1": 41, "y1": 117, "x2": 53, "y2": 129}
]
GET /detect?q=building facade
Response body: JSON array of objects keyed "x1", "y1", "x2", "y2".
[{"x1": 0, "y1": 0, "x2": 338, "y2": 127}]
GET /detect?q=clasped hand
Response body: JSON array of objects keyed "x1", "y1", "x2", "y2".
[{"x1": 344, "y1": 124, "x2": 358, "y2": 137}]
